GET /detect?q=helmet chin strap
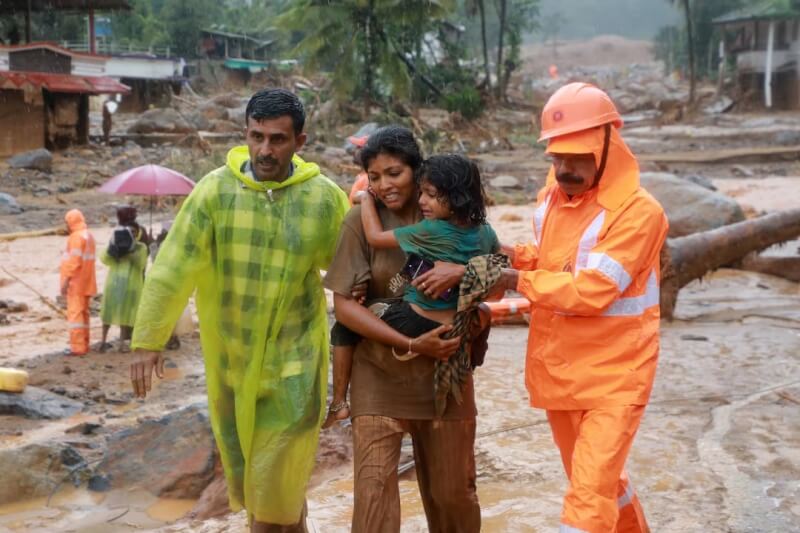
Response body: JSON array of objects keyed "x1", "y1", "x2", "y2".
[{"x1": 595, "y1": 123, "x2": 611, "y2": 182}]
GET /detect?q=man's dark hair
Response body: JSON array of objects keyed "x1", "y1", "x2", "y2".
[
  {"x1": 360, "y1": 125, "x2": 423, "y2": 172},
  {"x1": 245, "y1": 88, "x2": 305, "y2": 135},
  {"x1": 418, "y1": 154, "x2": 487, "y2": 226}
]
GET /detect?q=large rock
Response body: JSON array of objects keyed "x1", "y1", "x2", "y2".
[
  {"x1": 0, "y1": 192, "x2": 23, "y2": 215},
  {"x1": 640, "y1": 172, "x2": 745, "y2": 237},
  {"x1": 490, "y1": 175, "x2": 522, "y2": 189},
  {"x1": 0, "y1": 443, "x2": 85, "y2": 504},
  {"x1": 127, "y1": 109, "x2": 194, "y2": 134},
  {"x1": 96, "y1": 403, "x2": 216, "y2": 498},
  {"x1": 0, "y1": 386, "x2": 83, "y2": 419},
  {"x1": 8, "y1": 148, "x2": 52, "y2": 172}
]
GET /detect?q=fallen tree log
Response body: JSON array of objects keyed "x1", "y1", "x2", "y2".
[
  {"x1": 661, "y1": 208, "x2": 800, "y2": 319},
  {"x1": 0, "y1": 226, "x2": 67, "y2": 242}
]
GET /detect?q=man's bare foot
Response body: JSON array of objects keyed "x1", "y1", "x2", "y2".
[{"x1": 322, "y1": 400, "x2": 350, "y2": 429}]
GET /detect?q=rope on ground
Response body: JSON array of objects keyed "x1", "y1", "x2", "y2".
[{"x1": 0, "y1": 266, "x2": 67, "y2": 318}]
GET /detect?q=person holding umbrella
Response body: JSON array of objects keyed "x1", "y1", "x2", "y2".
[
  {"x1": 128, "y1": 88, "x2": 349, "y2": 531},
  {"x1": 98, "y1": 205, "x2": 149, "y2": 353}
]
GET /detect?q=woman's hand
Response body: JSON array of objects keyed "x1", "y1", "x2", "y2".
[
  {"x1": 412, "y1": 324, "x2": 460, "y2": 360},
  {"x1": 411, "y1": 261, "x2": 466, "y2": 299}
]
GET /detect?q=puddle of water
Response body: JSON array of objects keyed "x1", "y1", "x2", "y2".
[
  {"x1": 0, "y1": 488, "x2": 195, "y2": 532},
  {"x1": 146, "y1": 498, "x2": 196, "y2": 522}
]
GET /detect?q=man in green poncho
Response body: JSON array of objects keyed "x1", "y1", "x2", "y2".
[{"x1": 129, "y1": 88, "x2": 349, "y2": 531}]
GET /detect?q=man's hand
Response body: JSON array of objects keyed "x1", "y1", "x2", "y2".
[
  {"x1": 499, "y1": 243, "x2": 516, "y2": 264},
  {"x1": 488, "y1": 268, "x2": 520, "y2": 300},
  {"x1": 130, "y1": 350, "x2": 165, "y2": 399},
  {"x1": 411, "y1": 262, "x2": 466, "y2": 299},
  {"x1": 60, "y1": 280, "x2": 69, "y2": 298},
  {"x1": 412, "y1": 324, "x2": 460, "y2": 360}
]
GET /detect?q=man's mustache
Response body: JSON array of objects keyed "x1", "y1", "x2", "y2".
[
  {"x1": 255, "y1": 155, "x2": 278, "y2": 166},
  {"x1": 556, "y1": 173, "x2": 583, "y2": 185}
]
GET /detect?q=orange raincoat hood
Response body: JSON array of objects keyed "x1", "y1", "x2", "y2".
[
  {"x1": 544, "y1": 125, "x2": 639, "y2": 211},
  {"x1": 65, "y1": 209, "x2": 87, "y2": 232}
]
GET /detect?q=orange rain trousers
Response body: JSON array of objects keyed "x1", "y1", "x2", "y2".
[
  {"x1": 67, "y1": 293, "x2": 91, "y2": 354},
  {"x1": 547, "y1": 406, "x2": 649, "y2": 533}
]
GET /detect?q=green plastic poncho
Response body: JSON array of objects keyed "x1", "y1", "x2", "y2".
[
  {"x1": 131, "y1": 147, "x2": 349, "y2": 524},
  {"x1": 100, "y1": 242, "x2": 148, "y2": 326}
]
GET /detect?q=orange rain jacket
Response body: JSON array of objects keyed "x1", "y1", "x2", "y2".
[
  {"x1": 60, "y1": 209, "x2": 97, "y2": 296},
  {"x1": 514, "y1": 125, "x2": 668, "y2": 410}
]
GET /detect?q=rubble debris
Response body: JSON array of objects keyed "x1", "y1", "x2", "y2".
[
  {"x1": 0, "y1": 299, "x2": 29, "y2": 313},
  {"x1": 641, "y1": 172, "x2": 745, "y2": 237},
  {"x1": 8, "y1": 149, "x2": 53, "y2": 173},
  {"x1": 128, "y1": 109, "x2": 194, "y2": 135}
]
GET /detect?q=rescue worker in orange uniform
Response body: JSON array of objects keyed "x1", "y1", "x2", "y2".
[
  {"x1": 494, "y1": 83, "x2": 669, "y2": 533},
  {"x1": 60, "y1": 209, "x2": 97, "y2": 355}
]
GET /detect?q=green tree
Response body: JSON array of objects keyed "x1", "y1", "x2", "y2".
[
  {"x1": 161, "y1": 0, "x2": 222, "y2": 57},
  {"x1": 279, "y1": 0, "x2": 454, "y2": 111},
  {"x1": 658, "y1": 0, "x2": 745, "y2": 102},
  {"x1": 493, "y1": 0, "x2": 539, "y2": 100}
]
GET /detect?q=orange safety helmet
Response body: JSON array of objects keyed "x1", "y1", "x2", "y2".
[{"x1": 538, "y1": 82, "x2": 623, "y2": 142}]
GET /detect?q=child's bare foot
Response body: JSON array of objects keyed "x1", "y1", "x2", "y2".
[{"x1": 322, "y1": 400, "x2": 350, "y2": 429}]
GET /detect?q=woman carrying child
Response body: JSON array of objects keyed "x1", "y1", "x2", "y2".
[{"x1": 324, "y1": 126, "x2": 495, "y2": 532}]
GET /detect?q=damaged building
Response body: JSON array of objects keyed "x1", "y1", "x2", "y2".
[
  {"x1": 0, "y1": 43, "x2": 129, "y2": 157},
  {"x1": 714, "y1": 0, "x2": 800, "y2": 109}
]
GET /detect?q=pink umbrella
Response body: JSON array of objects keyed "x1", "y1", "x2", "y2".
[
  {"x1": 99, "y1": 164, "x2": 196, "y2": 234},
  {"x1": 99, "y1": 164, "x2": 195, "y2": 196}
]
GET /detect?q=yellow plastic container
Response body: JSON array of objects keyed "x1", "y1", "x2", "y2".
[{"x1": 0, "y1": 367, "x2": 29, "y2": 393}]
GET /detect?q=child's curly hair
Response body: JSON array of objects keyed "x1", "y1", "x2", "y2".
[{"x1": 416, "y1": 154, "x2": 487, "y2": 226}]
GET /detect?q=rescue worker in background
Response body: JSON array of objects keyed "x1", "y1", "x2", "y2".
[
  {"x1": 128, "y1": 88, "x2": 349, "y2": 532},
  {"x1": 493, "y1": 82, "x2": 669, "y2": 533},
  {"x1": 60, "y1": 209, "x2": 97, "y2": 356},
  {"x1": 347, "y1": 134, "x2": 369, "y2": 205}
]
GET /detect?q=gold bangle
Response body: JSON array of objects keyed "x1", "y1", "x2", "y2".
[{"x1": 391, "y1": 337, "x2": 418, "y2": 360}]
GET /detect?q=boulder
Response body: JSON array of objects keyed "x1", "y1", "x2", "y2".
[
  {"x1": 127, "y1": 109, "x2": 194, "y2": 134},
  {"x1": 8, "y1": 148, "x2": 52, "y2": 172},
  {"x1": 640, "y1": 172, "x2": 745, "y2": 237},
  {"x1": 681, "y1": 174, "x2": 717, "y2": 191},
  {"x1": 0, "y1": 192, "x2": 23, "y2": 215},
  {"x1": 95, "y1": 403, "x2": 216, "y2": 498},
  {"x1": 0, "y1": 443, "x2": 85, "y2": 504},
  {"x1": 490, "y1": 175, "x2": 522, "y2": 189},
  {"x1": 0, "y1": 386, "x2": 83, "y2": 419}
]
